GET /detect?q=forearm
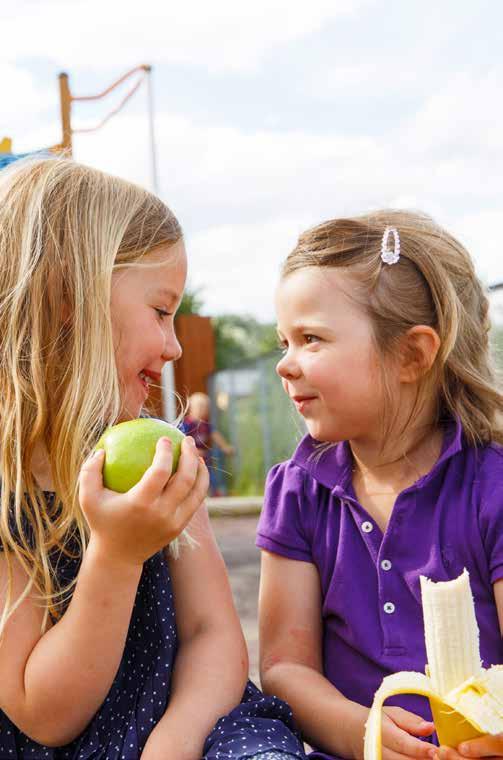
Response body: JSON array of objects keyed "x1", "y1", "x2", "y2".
[
  {"x1": 21, "y1": 540, "x2": 142, "y2": 746},
  {"x1": 262, "y1": 662, "x2": 368, "y2": 759},
  {"x1": 143, "y1": 626, "x2": 248, "y2": 759}
]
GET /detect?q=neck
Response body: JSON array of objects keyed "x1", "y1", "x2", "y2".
[
  {"x1": 31, "y1": 441, "x2": 54, "y2": 491},
  {"x1": 350, "y1": 397, "x2": 441, "y2": 484}
]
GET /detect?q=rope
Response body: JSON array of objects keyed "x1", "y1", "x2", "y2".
[{"x1": 72, "y1": 68, "x2": 149, "y2": 135}]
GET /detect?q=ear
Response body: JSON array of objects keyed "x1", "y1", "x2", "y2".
[{"x1": 399, "y1": 325, "x2": 440, "y2": 384}]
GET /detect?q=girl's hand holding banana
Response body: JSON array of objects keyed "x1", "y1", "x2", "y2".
[
  {"x1": 365, "y1": 571, "x2": 503, "y2": 760},
  {"x1": 435, "y1": 733, "x2": 503, "y2": 760}
]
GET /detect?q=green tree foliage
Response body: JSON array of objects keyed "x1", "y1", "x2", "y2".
[
  {"x1": 212, "y1": 314, "x2": 278, "y2": 370},
  {"x1": 177, "y1": 287, "x2": 204, "y2": 315}
]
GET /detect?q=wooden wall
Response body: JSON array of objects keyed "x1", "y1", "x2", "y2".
[{"x1": 174, "y1": 314, "x2": 215, "y2": 400}]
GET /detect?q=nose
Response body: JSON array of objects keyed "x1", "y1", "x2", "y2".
[
  {"x1": 276, "y1": 349, "x2": 301, "y2": 380},
  {"x1": 162, "y1": 329, "x2": 182, "y2": 363}
]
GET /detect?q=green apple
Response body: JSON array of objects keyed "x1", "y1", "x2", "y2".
[{"x1": 95, "y1": 418, "x2": 185, "y2": 493}]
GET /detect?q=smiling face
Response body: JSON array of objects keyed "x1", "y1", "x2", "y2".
[
  {"x1": 275, "y1": 266, "x2": 392, "y2": 444},
  {"x1": 110, "y1": 239, "x2": 187, "y2": 421}
]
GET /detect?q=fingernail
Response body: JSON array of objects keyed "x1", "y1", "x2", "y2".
[
  {"x1": 459, "y1": 745, "x2": 469, "y2": 755},
  {"x1": 160, "y1": 437, "x2": 171, "y2": 446},
  {"x1": 186, "y1": 436, "x2": 196, "y2": 447},
  {"x1": 94, "y1": 448, "x2": 104, "y2": 458},
  {"x1": 428, "y1": 749, "x2": 436, "y2": 759}
]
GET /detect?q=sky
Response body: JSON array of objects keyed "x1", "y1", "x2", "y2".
[{"x1": 2, "y1": 0, "x2": 503, "y2": 322}]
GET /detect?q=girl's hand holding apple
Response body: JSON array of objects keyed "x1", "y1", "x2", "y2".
[{"x1": 79, "y1": 434, "x2": 209, "y2": 568}]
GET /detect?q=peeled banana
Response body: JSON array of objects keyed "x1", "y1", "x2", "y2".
[{"x1": 364, "y1": 570, "x2": 503, "y2": 760}]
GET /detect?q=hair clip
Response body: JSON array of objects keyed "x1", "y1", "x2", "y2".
[{"x1": 380, "y1": 226, "x2": 400, "y2": 265}]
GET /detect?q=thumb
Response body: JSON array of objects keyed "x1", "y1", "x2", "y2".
[
  {"x1": 79, "y1": 449, "x2": 105, "y2": 506},
  {"x1": 458, "y1": 734, "x2": 503, "y2": 757},
  {"x1": 390, "y1": 707, "x2": 435, "y2": 736}
]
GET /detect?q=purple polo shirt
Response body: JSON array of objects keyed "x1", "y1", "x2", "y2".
[{"x1": 257, "y1": 418, "x2": 503, "y2": 758}]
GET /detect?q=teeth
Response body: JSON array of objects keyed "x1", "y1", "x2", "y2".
[{"x1": 139, "y1": 371, "x2": 151, "y2": 384}]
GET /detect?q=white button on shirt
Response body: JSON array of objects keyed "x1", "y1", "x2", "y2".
[
  {"x1": 383, "y1": 602, "x2": 395, "y2": 614},
  {"x1": 361, "y1": 521, "x2": 373, "y2": 533},
  {"x1": 381, "y1": 559, "x2": 392, "y2": 571}
]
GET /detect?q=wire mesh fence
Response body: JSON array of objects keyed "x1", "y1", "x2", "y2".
[{"x1": 208, "y1": 353, "x2": 305, "y2": 495}]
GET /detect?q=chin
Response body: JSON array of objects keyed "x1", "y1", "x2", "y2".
[
  {"x1": 118, "y1": 402, "x2": 143, "y2": 423},
  {"x1": 305, "y1": 421, "x2": 344, "y2": 444}
]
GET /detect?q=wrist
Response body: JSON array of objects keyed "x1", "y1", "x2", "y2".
[
  {"x1": 85, "y1": 536, "x2": 144, "y2": 579},
  {"x1": 344, "y1": 701, "x2": 369, "y2": 760}
]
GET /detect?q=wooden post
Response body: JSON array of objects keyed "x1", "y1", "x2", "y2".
[{"x1": 58, "y1": 72, "x2": 72, "y2": 156}]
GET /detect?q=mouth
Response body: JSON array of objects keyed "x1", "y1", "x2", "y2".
[
  {"x1": 291, "y1": 395, "x2": 318, "y2": 413},
  {"x1": 138, "y1": 369, "x2": 162, "y2": 396}
]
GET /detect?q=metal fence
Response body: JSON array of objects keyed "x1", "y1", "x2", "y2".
[{"x1": 208, "y1": 353, "x2": 306, "y2": 495}]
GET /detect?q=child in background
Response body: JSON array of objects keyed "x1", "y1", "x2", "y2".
[
  {"x1": 256, "y1": 212, "x2": 503, "y2": 760},
  {"x1": 182, "y1": 392, "x2": 235, "y2": 495},
  {"x1": 0, "y1": 158, "x2": 306, "y2": 760}
]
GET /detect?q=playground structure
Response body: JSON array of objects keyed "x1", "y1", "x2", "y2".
[{"x1": 1, "y1": 67, "x2": 216, "y2": 419}]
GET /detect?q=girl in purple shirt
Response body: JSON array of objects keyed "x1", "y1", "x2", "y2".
[{"x1": 256, "y1": 212, "x2": 503, "y2": 760}]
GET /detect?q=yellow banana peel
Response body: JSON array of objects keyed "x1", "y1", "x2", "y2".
[{"x1": 364, "y1": 571, "x2": 503, "y2": 760}]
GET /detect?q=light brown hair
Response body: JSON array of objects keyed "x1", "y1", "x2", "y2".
[
  {"x1": 0, "y1": 156, "x2": 182, "y2": 633},
  {"x1": 282, "y1": 209, "x2": 503, "y2": 447}
]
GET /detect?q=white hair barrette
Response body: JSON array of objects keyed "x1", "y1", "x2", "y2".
[{"x1": 380, "y1": 226, "x2": 400, "y2": 265}]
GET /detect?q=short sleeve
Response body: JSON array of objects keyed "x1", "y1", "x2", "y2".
[
  {"x1": 256, "y1": 460, "x2": 314, "y2": 562},
  {"x1": 478, "y1": 448, "x2": 503, "y2": 584}
]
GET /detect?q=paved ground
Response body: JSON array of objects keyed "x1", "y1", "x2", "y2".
[
  {"x1": 210, "y1": 513, "x2": 262, "y2": 685},
  {"x1": 211, "y1": 512, "x2": 313, "y2": 754}
]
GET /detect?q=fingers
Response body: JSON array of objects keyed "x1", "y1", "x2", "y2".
[
  {"x1": 162, "y1": 436, "x2": 201, "y2": 504},
  {"x1": 79, "y1": 449, "x2": 105, "y2": 509},
  {"x1": 455, "y1": 734, "x2": 503, "y2": 758},
  {"x1": 386, "y1": 707, "x2": 435, "y2": 737},
  {"x1": 128, "y1": 436, "x2": 175, "y2": 503},
  {"x1": 434, "y1": 748, "x2": 463, "y2": 760},
  {"x1": 385, "y1": 750, "x2": 427, "y2": 760},
  {"x1": 383, "y1": 719, "x2": 436, "y2": 759},
  {"x1": 174, "y1": 458, "x2": 210, "y2": 529}
]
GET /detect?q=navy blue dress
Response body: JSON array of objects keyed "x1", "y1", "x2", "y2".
[{"x1": 0, "y1": 492, "x2": 306, "y2": 759}]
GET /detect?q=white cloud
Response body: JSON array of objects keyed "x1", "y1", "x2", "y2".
[
  {"x1": 3, "y1": 0, "x2": 369, "y2": 74},
  {"x1": 186, "y1": 218, "x2": 310, "y2": 320},
  {"x1": 3, "y1": 3, "x2": 501, "y2": 321},
  {"x1": 0, "y1": 64, "x2": 57, "y2": 137}
]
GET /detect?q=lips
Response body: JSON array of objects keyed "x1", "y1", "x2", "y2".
[
  {"x1": 291, "y1": 394, "x2": 318, "y2": 413},
  {"x1": 141, "y1": 369, "x2": 162, "y2": 384},
  {"x1": 138, "y1": 369, "x2": 162, "y2": 397}
]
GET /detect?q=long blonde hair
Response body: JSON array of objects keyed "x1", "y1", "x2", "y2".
[
  {"x1": 0, "y1": 157, "x2": 182, "y2": 633},
  {"x1": 283, "y1": 209, "x2": 503, "y2": 447}
]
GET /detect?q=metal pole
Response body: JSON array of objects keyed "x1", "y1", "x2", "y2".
[
  {"x1": 146, "y1": 65, "x2": 177, "y2": 421},
  {"x1": 258, "y1": 361, "x2": 272, "y2": 478},
  {"x1": 58, "y1": 72, "x2": 72, "y2": 156},
  {"x1": 145, "y1": 66, "x2": 160, "y2": 194}
]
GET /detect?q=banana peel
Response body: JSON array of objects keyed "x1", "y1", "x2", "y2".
[{"x1": 364, "y1": 571, "x2": 503, "y2": 760}]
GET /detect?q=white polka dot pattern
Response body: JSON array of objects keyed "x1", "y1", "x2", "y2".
[{"x1": 0, "y1": 492, "x2": 307, "y2": 759}]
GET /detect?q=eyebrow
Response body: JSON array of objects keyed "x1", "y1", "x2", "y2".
[
  {"x1": 153, "y1": 287, "x2": 179, "y2": 304},
  {"x1": 277, "y1": 322, "x2": 329, "y2": 335}
]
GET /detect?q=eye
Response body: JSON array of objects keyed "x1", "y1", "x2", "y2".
[
  {"x1": 277, "y1": 338, "x2": 288, "y2": 355},
  {"x1": 155, "y1": 308, "x2": 171, "y2": 320},
  {"x1": 305, "y1": 334, "x2": 320, "y2": 344}
]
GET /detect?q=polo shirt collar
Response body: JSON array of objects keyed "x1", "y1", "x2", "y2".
[{"x1": 291, "y1": 416, "x2": 464, "y2": 493}]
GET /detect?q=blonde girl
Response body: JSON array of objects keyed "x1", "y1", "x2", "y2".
[{"x1": 0, "y1": 157, "x2": 305, "y2": 760}]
